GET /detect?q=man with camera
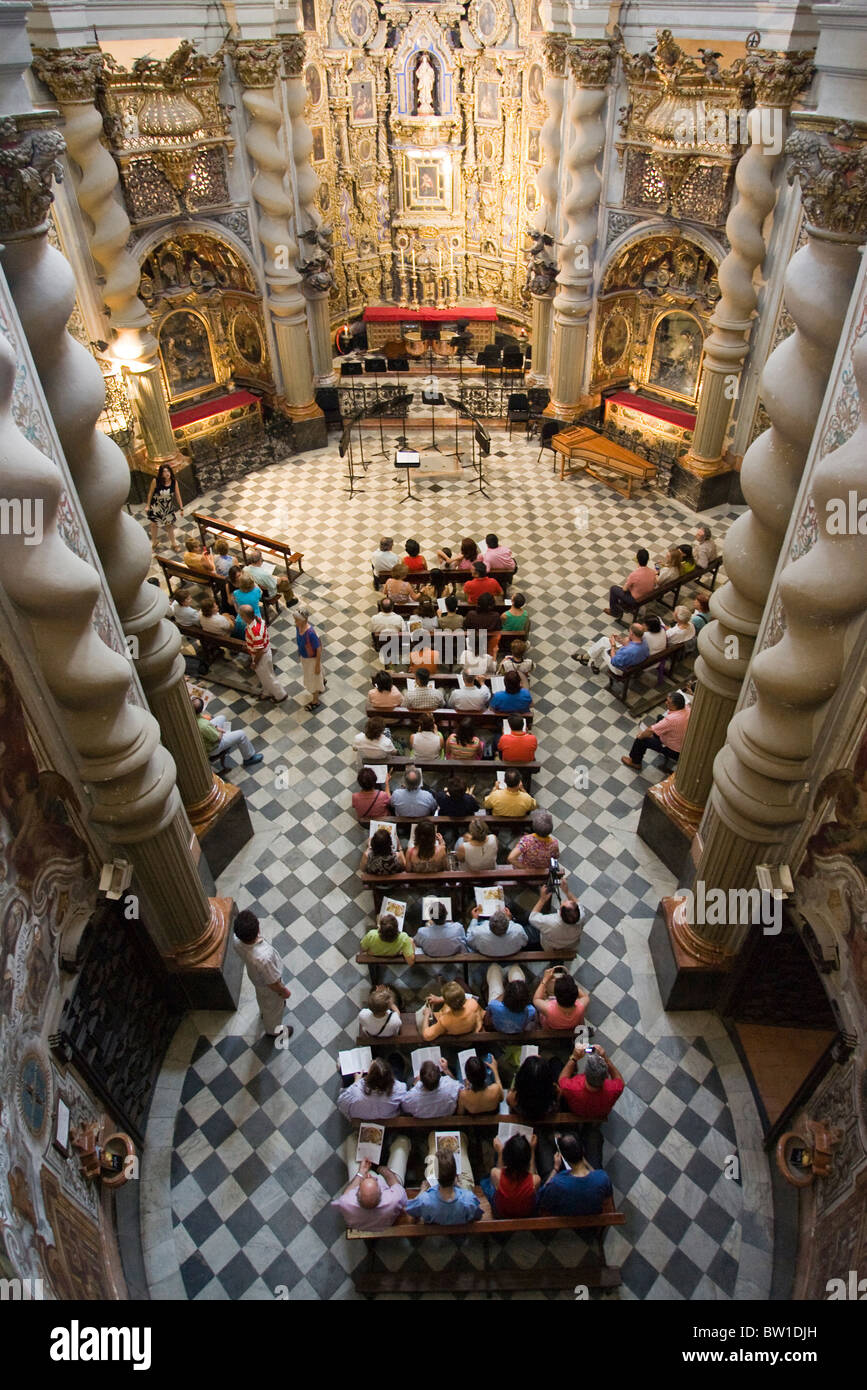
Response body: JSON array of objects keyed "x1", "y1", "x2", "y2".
[
  {"x1": 524, "y1": 878, "x2": 583, "y2": 951},
  {"x1": 557, "y1": 1044, "x2": 624, "y2": 1167}
]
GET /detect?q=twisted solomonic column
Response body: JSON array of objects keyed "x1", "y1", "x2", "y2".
[
  {"x1": 528, "y1": 36, "x2": 567, "y2": 387},
  {"x1": 0, "y1": 115, "x2": 229, "y2": 838},
  {"x1": 686, "y1": 51, "x2": 815, "y2": 473},
  {"x1": 647, "y1": 122, "x2": 867, "y2": 859},
  {"x1": 282, "y1": 33, "x2": 335, "y2": 387},
  {"x1": 231, "y1": 40, "x2": 324, "y2": 447},
  {"x1": 30, "y1": 47, "x2": 180, "y2": 467},
  {"x1": 546, "y1": 38, "x2": 617, "y2": 421}
]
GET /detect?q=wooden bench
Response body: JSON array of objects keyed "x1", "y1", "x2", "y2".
[
  {"x1": 374, "y1": 567, "x2": 516, "y2": 594},
  {"x1": 175, "y1": 620, "x2": 249, "y2": 674},
  {"x1": 348, "y1": 1193, "x2": 624, "y2": 1293},
  {"x1": 360, "y1": 865, "x2": 548, "y2": 915},
  {"x1": 371, "y1": 629, "x2": 524, "y2": 661},
  {"x1": 604, "y1": 644, "x2": 690, "y2": 705},
  {"x1": 624, "y1": 555, "x2": 723, "y2": 622},
  {"x1": 347, "y1": 1111, "x2": 581, "y2": 1130},
  {"x1": 357, "y1": 816, "x2": 535, "y2": 833},
  {"x1": 355, "y1": 1010, "x2": 577, "y2": 1049},
  {"x1": 156, "y1": 555, "x2": 281, "y2": 624},
  {"x1": 364, "y1": 705, "x2": 534, "y2": 732},
  {"x1": 378, "y1": 756, "x2": 539, "y2": 789},
  {"x1": 193, "y1": 511, "x2": 304, "y2": 580},
  {"x1": 356, "y1": 946, "x2": 574, "y2": 983}
]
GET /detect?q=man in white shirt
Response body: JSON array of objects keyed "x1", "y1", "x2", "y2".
[
  {"x1": 694, "y1": 524, "x2": 717, "y2": 571},
  {"x1": 401, "y1": 1059, "x2": 461, "y2": 1118},
  {"x1": 525, "y1": 881, "x2": 583, "y2": 951},
  {"x1": 370, "y1": 598, "x2": 407, "y2": 635},
  {"x1": 450, "y1": 672, "x2": 492, "y2": 711},
  {"x1": 232, "y1": 910, "x2": 292, "y2": 1040},
  {"x1": 372, "y1": 537, "x2": 400, "y2": 582}
]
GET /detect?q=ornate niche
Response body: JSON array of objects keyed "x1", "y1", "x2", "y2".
[
  {"x1": 99, "y1": 42, "x2": 233, "y2": 225},
  {"x1": 616, "y1": 29, "x2": 753, "y2": 227}
]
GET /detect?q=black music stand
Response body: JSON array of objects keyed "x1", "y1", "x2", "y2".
[
  {"x1": 471, "y1": 424, "x2": 491, "y2": 498},
  {"x1": 339, "y1": 417, "x2": 363, "y2": 498},
  {"x1": 395, "y1": 446, "x2": 421, "y2": 504},
  {"x1": 365, "y1": 358, "x2": 390, "y2": 460}
]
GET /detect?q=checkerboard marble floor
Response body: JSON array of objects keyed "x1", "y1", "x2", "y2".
[{"x1": 138, "y1": 424, "x2": 774, "y2": 1300}]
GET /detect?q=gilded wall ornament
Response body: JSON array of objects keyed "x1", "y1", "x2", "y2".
[
  {"x1": 568, "y1": 38, "x2": 618, "y2": 89},
  {"x1": 468, "y1": 0, "x2": 509, "y2": 49},
  {"x1": 786, "y1": 121, "x2": 867, "y2": 239},
  {"x1": 31, "y1": 47, "x2": 102, "y2": 103},
  {"x1": 542, "y1": 34, "x2": 568, "y2": 79},
  {"x1": 336, "y1": 0, "x2": 378, "y2": 50},
  {"x1": 746, "y1": 49, "x2": 815, "y2": 108},
  {"x1": 0, "y1": 116, "x2": 65, "y2": 238},
  {"x1": 281, "y1": 35, "x2": 307, "y2": 79},
  {"x1": 230, "y1": 40, "x2": 281, "y2": 90}
]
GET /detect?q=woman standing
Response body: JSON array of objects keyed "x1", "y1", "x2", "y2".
[
  {"x1": 294, "y1": 606, "x2": 326, "y2": 712},
  {"x1": 145, "y1": 464, "x2": 183, "y2": 551}
]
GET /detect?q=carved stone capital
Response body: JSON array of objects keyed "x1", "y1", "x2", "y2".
[
  {"x1": 0, "y1": 115, "x2": 65, "y2": 238},
  {"x1": 280, "y1": 35, "x2": 307, "y2": 78},
  {"x1": 747, "y1": 49, "x2": 815, "y2": 107},
  {"x1": 542, "y1": 34, "x2": 568, "y2": 80},
  {"x1": 568, "y1": 38, "x2": 617, "y2": 89},
  {"x1": 231, "y1": 40, "x2": 281, "y2": 89},
  {"x1": 786, "y1": 120, "x2": 867, "y2": 239},
  {"x1": 31, "y1": 46, "x2": 103, "y2": 103}
]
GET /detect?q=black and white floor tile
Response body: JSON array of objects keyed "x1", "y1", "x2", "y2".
[{"x1": 138, "y1": 421, "x2": 773, "y2": 1300}]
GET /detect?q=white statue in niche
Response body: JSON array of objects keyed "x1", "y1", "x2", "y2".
[{"x1": 415, "y1": 53, "x2": 436, "y2": 115}]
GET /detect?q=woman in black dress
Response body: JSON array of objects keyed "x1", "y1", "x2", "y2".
[{"x1": 145, "y1": 464, "x2": 183, "y2": 551}]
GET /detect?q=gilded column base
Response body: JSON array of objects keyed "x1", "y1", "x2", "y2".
[
  {"x1": 543, "y1": 398, "x2": 582, "y2": 422},
  {"x1": 667, "y1": 896, "x2": 739, "y2": 970},
  {"x1": 169, "y1": 895, "x2": 234, "y2": 971},
  {"x1": 678, "y1": 449, "x2": 733, "y2": 478},
  {"x1": 285, "y1": 399, "x2": 325, "y2": 423},
  {"x1": 649, "y1": 896, "x2": 736, "y2": 1012},
  {"x1": 647, "y1": 773, "x2": 704, "y2": 836},
  {"x1": 186, "y1": 773, "x2": 235, "y2": 833}
]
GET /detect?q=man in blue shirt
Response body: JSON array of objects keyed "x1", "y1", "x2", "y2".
[
  {"x1": 490, "y1": 669, "x2": 533, "y2": 713},
  {"x1": 415, "y1": 902, "x2": 468, "y2": 956},
  {"x1": 606, "y1": 624, "x2": 649, "y2": 676},
  {"x1": 389, "y1": 768, "x2": 438, "y2": 817},
  {"x1": 406, "y1": 1150, "x2": 483, "y2": 1225},
  {"x1": 536, "y1": 1132, "x2": 612, "y2": 1216}
]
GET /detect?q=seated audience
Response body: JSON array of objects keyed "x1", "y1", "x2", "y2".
[
  {"x1": 446, "y1": 717, "x2": 484, "y2": 761},
  {"x1": 464, "y1": 592, "x2": 502, "y2": 658},
  {"x1": 642, "y1": 614, "x2": 667, "y2": 655},
  {"x1": 467, "y1": 906, "x2": 528, "y2": 957},
  {"x1": 665, "y1": 606, "x2": 696, "y2": 647},
  {"x1": 498, "y1": 714, "x2": 538, "y2": 763},
  {"x1": 358, "y1": 984, "x2": 403, "y2": 1039},
  {"x1": 404, "y1": 667, "x2": 444, "y2": 710},
  {"x1": 558, "y1": 1044, "x2": 624, "y2": 1126},
  {"x1": 525, "y1": 880, "x2": 583, "y2": 951},
  {"x1": 437, "y1": 594, "x2": 464, "y2": 630},
  {"x1": 451, "y1": 671, "x2": 492, "y2": 711},
  {"x1": 498, "y1": 639, "x2": 533, "y2": 688},
  {"x1": 679, "y1": 542, "x2": 697, "y2": 575},
  {"x1": 434, "y1": 774, "x2": 480, "y2": 818},
  {"x1": 352, "y1": 716, "x2": 396, "y2": 765},
  {"x1": 245, "y1": 549, "x2": 283, "y2": 600},
  {"x1": 490, "y1": 669, "x2": 532, "y2": 713},
  {"x1": 691, "y1": 592, "x2": 711, "y2": 632},
  {"x1": 383, "y1": 563, "x2": 414, "y2": 604},
  {"x1": 419, "y1": 568, "x2": 452, "y2": 601},
  {"x1": 508, "y1": 810, "x2": 560, "y2": 871},
  {"x1": 417, "y1": 598, "x2": 439, "y2": 632},
  {"x1": 576, "y1": 623, "x2": 649, "y2": 675},
  {"x1": 457, "y1": 1055, "x2": 504, "y2": 1115},
  {"x1": 401, "y1": 1059, "x2": 461, "y2": 1118},
  {"x1": 370, "y1": 598, "x2": 407, "y2": 636},
  {"x1": 484, "y1": 966, "x2": 537, "y2": 1033},
  {"x1": 231, "y1": 571, "x2": 264, "y2": 622},
  {"x1": 191, "y1": 696, "x2": 262, "y2": 767},
  {"x1": 484, "y1": 769, "x2": 536, "y2": 817},
  {"x1": 331, "y1": 1152, "x2": 409, "y2": 1231},
  {"x1": 170, "y1": 588, "x2": 200, "y2": 625},
  {"x1": 360, "y1": 826, "x2": 405, "y2": 876},
  {"x1": 455, "y1": 816, "x2": 498, "y2": 869},
  {"x1": 536, "y1": 1132, "x2": 612, "y2": 1215},
  {"x1": 368, "y1": 669, "x2": 403, "y2": 711},
  {"x1": 211, "y1": 537, "x2": 234, "y2": 577},
  {"x1": 501, "y1": 593, "x2": 530, "y2": 633},
  {"x1": 415, "y1": 901, "x2": 468, "y2": 957},
  {"x1": 606, "y1": 547, "x2": 657, "y2": 619},
  {"x1": 484, "y1": 1134, "x2": 540, "y2": 1218},
  {"x1": 405, "y1": 1148, "x2": 482, "y2": 1225},
  {"x1": 694, "y1": 523, "x2": 717, "y2": 570},
  {"x1": 337, "y1": 1057, "x2": 407, "y2": 1120},
  {"x1": 198, "y1": 598, "x2": 234, "y2": 636},
  {"x1": 655, "y1": 546, "x2": 685, "y2": 585},
  {"x1": 406, "y1": 819, "x2": 448, "y2": 873},
  {"x1": 621, "y1": 691, "x2": 690, "y2": 770},
  {"x1": 352, "y1": 766, "x2": 391, "y2": 819},
  {"x1": 480, "y1": 533, "x2": 516, "y2": 572},
  {"x1": 372, "y1": 536, "x2": 399, "y2": 580},
  {"x1": 389, "y1": 768, "x2": 438, "y2": 817},
  {"x1": 410, "y1": 712, "x2": 444, "y2": 760},
  {"x1": 507, "y1": 1054, "x2": 560, "y2": 1121},
  {"x1": 462, "y1": 647, "x2": 496, "y2": 680},
  {"x1": 359, "y1": 914, "x2": 415, "y2": 965},
  {"x1": 402, "y1": 538, "x2": 427, "y2": 572},
  {"x1": 533, "y1": 968, "x2": 590, "y2": 1031},
  {"x1": 418, "y1": 980, "x2": 484, "y2": 1040},
  {"x1": 464, "y1": 560, "x2": 503, "y2": 606},
  {"x1": 183, "y1": 536, "x2": 215, "y2": 574},
  {"x1": 441, "y1": 537, "x2": 479, "y2": 571},
  {"x1": 408, "y1": 640, "x2": 439, "y2": 673}
]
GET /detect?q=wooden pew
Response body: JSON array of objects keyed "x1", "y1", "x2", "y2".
[
  {"x1": 621, "y1": 555, "x2": 724, "y2": 622},
  {"x1": 360, "y1": 864, "x2": 548, "y2": 916},
  {"x1": 346, "y1": 1112, "x2": 582, "y2": 1131},
  {"x1": 193, "y1": 511, "x2": 304, "y2": 579},
  {"x1": 364, "y1": 705, "x2": 534, "y2": 732},
  {"x1": 355, "y1": 1010, "x2": 576, "y2": 1049},
  {"x1": 374, "y1": 566, "x2": 516, "y2": 594},
  {"x1": 174, "y1": 620, "x2": 249, "y2": 674},
  {"x1": 371, "y1": 629, "x2": 524, "y2": 661},
  {"x1": 156, "y1": 555, "x2": 281, "y2": 624},
  {"x1": 377, "y1": 756, "x2": 539, "y2": 790},
  {"x1": 604, "y1": 643, "x2": 690, "y2": 705},
  {"x1": 356, "y1": 945, "x2": 574, "y2": 983},
  {"x1": 356, "y1": 816, "x2": 535, "y2": 833}
]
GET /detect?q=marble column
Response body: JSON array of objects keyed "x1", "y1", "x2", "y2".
[
  {"x1": 546, "y1": 39, "x2": 617, "y2": 422},
  {"x1": 0, "y1": 119, "x2": 232, "y2": 992},
  {"x1": 526, "y1": 36, "x2": 566, "y2": 389},
  {"x1": 641, "y1": 121, "x2": 865, "y2": 876},
  {"x1": 231, "y1": 39, "x2": 325, "y2": 450},
  {"x1": 527, "y1": 291, "x2": 555, "y2": 385},
  {"x1": 0, "y1": 115, "x2": 234, "y2": 852},
  {"x1": 30, "y1": 47, "x2": 183, "y2": 471},
  {"x1": 677, "y1": 52, "x2": 814, "y2": 503}
]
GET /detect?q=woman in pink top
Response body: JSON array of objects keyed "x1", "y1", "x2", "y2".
[
  {"x1": 533, "y1": 968, "x2": 591, "y2": 1030},
  {"x1": 367, "y1": 670, "x2": 404, "y2": 711},
  {"x1": 352, "y1": 767, "x2": 391, "y2": 819}
]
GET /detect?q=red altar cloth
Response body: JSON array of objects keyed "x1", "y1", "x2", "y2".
[
  {"x1": 170, "y1": 389, "x2": 259, "y2": 429},
  {"x1": 608, "y1": 390, "x2": 696, "y2": 431},
  {"x1": 363, "y1": 306, "x2": 497, "y2": 323}
]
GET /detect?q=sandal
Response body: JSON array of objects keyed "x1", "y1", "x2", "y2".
[{"x1": 305, "y1": 701, "x2": 321, "y2": 711}]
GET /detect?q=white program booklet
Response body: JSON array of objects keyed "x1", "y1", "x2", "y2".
[
  {"x1": 434, "y1": 1130, "x2": 462, "y2": 1175},
  {"x1": 379, "y1": 898, "x2": 407, "y2": 927},
  {"x1": 457, "y1": 1048, "x2": 478, "y2": 1079},
  {"x1": 355, "y1": 1123, "x2": 385, "y2": 1166},
  {"x1": 339, "y1": 1046, "x2": 373, "y2": 1077},
  {"x1": 497, "y1": 1121, "x2": 534, "y2": 1144},
  {"x1": 422, "y1": 895, "x2": 452, "y2": 921},
  {"x1": 491, "y1": 676, "x2": 506, "y2": 692},
  {"x1": 370, "y1": 820, "x2": 398, "y2": 848},
  {"x1": 519, "y1": 1045, "x2": 540, "y2": 1062},
  {"x1": 365, "y1": 764, "x2": 388, "y2": 786},
  {"x1": 474, "y1": 885, "x2": 505, "y2": 918},
  {"x1": 410, "y1": 1046, "x2": 442, "y2": 1076},
  {"x1": 437, "y1": 597, "x2": 448, "y2": 614}
]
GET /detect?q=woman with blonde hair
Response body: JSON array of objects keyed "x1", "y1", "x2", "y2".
[
  {"x1": 455, "y1": 816, "x2": 498, "y2": 870},
  {"x1": 418, "y1": 980, "x2": 484, "y2": 1039},
  {"x1": 383, "y1": 563, "x2": 414, "y2": 604}
]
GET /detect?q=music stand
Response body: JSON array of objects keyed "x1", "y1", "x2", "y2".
[
  {"x1": 339, "y1": 418, "x2": 363, "y2": 498},
  {"x1": 364, "y1": 360, "x2": 390, "y2": 460},
  {"x1": 395, "y1": 446, "x2": 421, "y2": 504},
  {"x1": 471, "y1": 424, "x2": 491, "y2": 498}
]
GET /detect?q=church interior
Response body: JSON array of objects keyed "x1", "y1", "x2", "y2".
[{"x1": 1, "y1": 0, "x2": 866, "y2": 1311}]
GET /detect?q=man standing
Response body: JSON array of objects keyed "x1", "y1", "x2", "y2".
[
  {"x1": 293, "y1": 605, "x2": 326, "y2": 712},
  {"x1": 621, "y1": 691, "x2": 690, "y2": 770},
  {"x1": 191, "y1": 696, "x2": 263, "y2": 768},
  {"x1": 232, "y1": 909, "x2": 293, "y2": 1041},
  {"x1": 240, "y1": 605, "x2": 287, "y2": 703}
]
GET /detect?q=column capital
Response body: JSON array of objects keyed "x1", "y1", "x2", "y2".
[
  {"x1": 0, "y1": 114, "x2": 64, "y2": 240},
  {"x1": 280, "y1": 34, "x2": 307, "y2": 78},
  {"x1": 567, "y1": 37, "x2": 618, "y2": 89},
  {"x1": 230, "y1": 39, "x2": 282, "y2": 88},
  {"x1": 786, "y1": 118, "x2": 867, "y2": 239},
  {"x1": 746, "y1": 48, "x2": 815, "y2": 108},
  {"x1": 542, "y1": 34, "x2": 569, "y2": 80},
  {"x1": 31, "y1": 46, "x2": 103, "y2": 103}
]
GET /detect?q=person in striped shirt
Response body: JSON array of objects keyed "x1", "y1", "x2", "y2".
[{"x1": 240, "y1": 605, "x2": 287, "y2": 703}]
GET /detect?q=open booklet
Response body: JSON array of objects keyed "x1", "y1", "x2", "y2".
[
  {"x1": 410, "y1": 1045, "x2": 442, "y2": 1076},
  {"x1": 490, "y1": 676, "x2": 506, "y2": 692},
  {"x1": 434, "y1": 1130, "x2": 462, "y2": 1175},
  {"x1": 474, "y1": 885, "x2": 505, "y2": 919},
  {"x1": 339, "y1": 1046, "x2": 373, "y2": 1077},
  {"x1": 519, "y1": 1044, "x2": 539, "y2": 1061},
  {"x1": 355, "y1": 1123, "x2": 385, "y2": 1166},
  {"x1": 379, "y1": 898, "x2": 407, "y2": 928},
  {"x1": 364, "y1": 764, "x2": 388, "y2": 786},
  {"x1": 422, "y1": 895, "x2": 452, "y2": 921},
  {"x1": 497, "y1": 1121, "x2": 534, "y2": 1144},
  {"x1": 369, "y1": 820, "x2": 399, "y2": 848}
]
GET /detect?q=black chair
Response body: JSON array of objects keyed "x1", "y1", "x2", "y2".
[
  {"x1": 528, "y1": 387, "x2": 550, "y2": 418},
  {"x1": 387, "y1": 357, "x2": 409, "y2": 372},
  {"x1": 502, "y1": 346, "x2": 524, "y2": 372},
  {"x1": 507, "y1": 392, "x2": 531, "y2": 439},
  {"x1": 315, "y1": 386, "x2": 342, "y2": 426},
  {"x1": 537, "y1": 418, "x2": 560, "y2": 466}
]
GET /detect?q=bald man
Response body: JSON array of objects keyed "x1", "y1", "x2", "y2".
[{"x1": 331, "y1": 1140, "x2": 411, "y2": 1231}]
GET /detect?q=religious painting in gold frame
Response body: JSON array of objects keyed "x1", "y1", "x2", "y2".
[
  {"x1": 599, "y1": 309, "x2": 631, "y2": 372},
  {"x1": 527, "y1": 128, "x2": 541, "y2": 165},
  {"x1": 645, "y1": 310, "x2": 704, "y2": 404},
  {"x1": 403, "y1": 153, "x2": 451, "y2": 212},
  {"x1": 158, "y1": 309, "x2": 216, "y2": 403},
  {"x1": 476, "y1": 80, "x2": 500, "y2": 125},
  {"x1": 230, "y1": 309, "x2": 264, "y2": 369},
  {"x1": 311, "y1": 126, "x2": 326, "y2": 163},
  {"x1": 350, "y1": 79, "x2": 376, "y2": 125},
  {"x1": 305, "y1": 64, "x2": 323, "y2": 110}
]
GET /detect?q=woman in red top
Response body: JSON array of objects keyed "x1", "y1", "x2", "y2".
[
  {"x1": 484, "y1": 1133, "x2": 540, "y2": 1217},
  {"x1": 403, "y1": 538, "x2": 427, "y2": 572}
]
